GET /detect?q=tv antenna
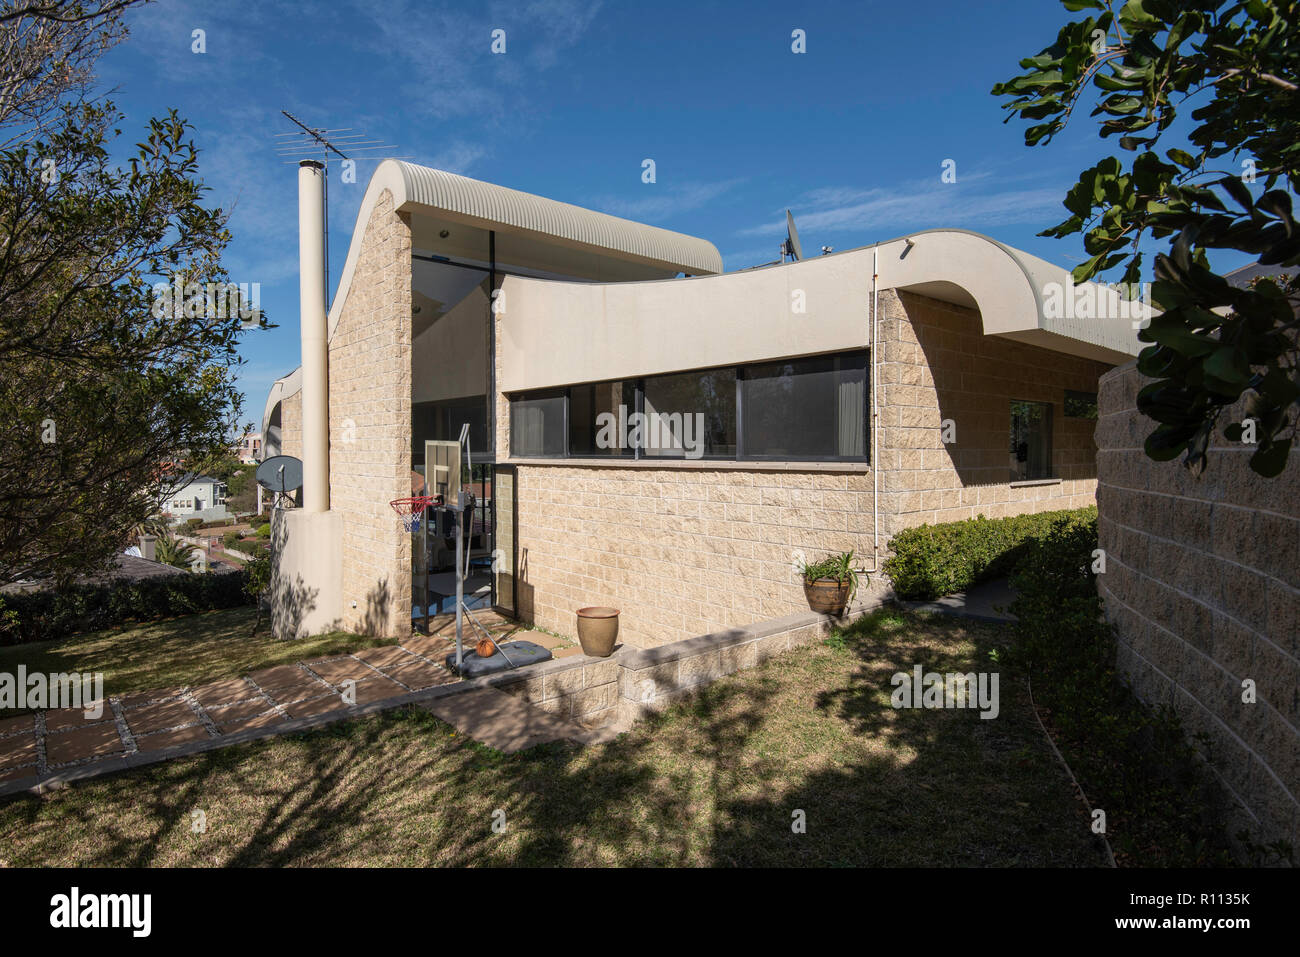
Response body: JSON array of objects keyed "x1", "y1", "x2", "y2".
[
  {"x1": 781, "y1": 209, "x2": 804, "y2": 263},
  {"x1": 274, "y1": 111, "x2": 408, "y2": 305}
]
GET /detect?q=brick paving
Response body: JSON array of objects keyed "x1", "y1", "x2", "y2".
[{"x1": 0, "y1": 616, "x2": 579, "y2": 792}]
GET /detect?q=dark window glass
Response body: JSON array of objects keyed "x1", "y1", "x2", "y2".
[
  {"x1": 412, "y1": 396, "x2": 488, "y2": 464},
  {"x1": 740, "y1": 352, "x2": 867, "y2": 459},
  {"x1": 1064, "y1": 389, "x2": 1098, "y2": 419},
  {"x1": 510, "y1": 392, "x2": 565, "y2": 457},
  {"x1": 1010, "y1": 400, "x2": 1053, "y2": 480},
  {"x1": 642, "y1": 367, "x2": 737, "y2": 458},
  {"x1": 569, "y1": 381, "x2": 637, "y2": 456}
]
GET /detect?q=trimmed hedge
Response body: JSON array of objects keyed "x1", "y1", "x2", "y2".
[
  {"x1": 228, "y1": 538, "x2": 267, "y2": 558},
  {"x1": 884, "y1": 505, "x2": 1098, "y2": 601},
  {"x1": 0, "y1": 569, "x2": 251, "y2": 646}
]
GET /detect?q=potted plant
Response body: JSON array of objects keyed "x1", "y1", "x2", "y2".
[{"x1": 799, "y1": 551, "x2": 861, "y2": 615}]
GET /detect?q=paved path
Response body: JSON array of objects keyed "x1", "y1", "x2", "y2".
[
  {"x1": 0, "y1": 621, "x2": 583, "y2": 795},
  {"x1": 895, "y1": 577, "x2": 1018, "y2": 623}
]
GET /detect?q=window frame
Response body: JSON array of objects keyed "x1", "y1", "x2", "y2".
[
  {"x1": 507, "y1": 349, "x2": 870, "y2": 464},
  {"x1": 1009, "y1": 397, "x2": 1055, "y2": 481}
]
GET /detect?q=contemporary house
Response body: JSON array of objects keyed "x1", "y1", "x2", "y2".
[
  {"x1": 263, "y1": 159, "x2": 1143, "y2": 643},
  {"x1": 161, "y1": 473, "x2": 229, "y2": 525}
]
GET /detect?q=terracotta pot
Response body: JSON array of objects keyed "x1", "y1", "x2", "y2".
[
  {"x1": 575, "y1": 606, "x2": 620, "y2": 657},
  {"x1": 475, "y1": 637, "x2": 497, "y2": 658},
  {"x1": 804, "y1": 578, "x2": 851, "y2": 615}
]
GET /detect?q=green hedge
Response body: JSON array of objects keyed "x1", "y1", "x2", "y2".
[
  {"x1": 229, "y1": 538, "x2": 266, "y2": 558},
  {"x1": 1005, "y1": 515, "x2": 1239, "y2": 865},
  {"x1": 883, "y1": 506, "x2": 1097, "y2": 601},
  {"x1": 0, "y1": 569, "x2": 252, "y2": 646}
]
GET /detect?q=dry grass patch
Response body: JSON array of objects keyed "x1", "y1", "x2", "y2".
[
  {"x1": 0, "y1": 610, "x2": 1109, "y2": 866},
  {"x1": 0, "y1": 606, "x2": 381, "y2": 717}
]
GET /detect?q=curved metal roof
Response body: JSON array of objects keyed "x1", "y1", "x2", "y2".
[{"x1": 394, "y1": 162, "x2": 723, "y2": 276}]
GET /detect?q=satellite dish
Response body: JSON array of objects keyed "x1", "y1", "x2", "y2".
[
  {"x1": 783, "y1": 209, "x2": 803, "y2": 262},
  {"x1": 255, "y1": 455, "x2": 303, "y2": 494}
]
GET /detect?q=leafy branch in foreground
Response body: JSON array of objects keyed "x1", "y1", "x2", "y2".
[{"x1": 993, "y1": 0, "x2": 1299, "y2": 477}]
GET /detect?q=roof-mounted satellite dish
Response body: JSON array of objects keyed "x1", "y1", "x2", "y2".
[
  {"x1": 782, "y1": 209, "x2": 803, "y2": 263},
  {"x1": 255, "y1": 455, "x2": 303, "y2": 496}
]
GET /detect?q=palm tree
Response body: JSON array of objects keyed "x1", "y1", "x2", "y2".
[{"x1": 154, "y1": 532, "x2": 198, "y2": 570}]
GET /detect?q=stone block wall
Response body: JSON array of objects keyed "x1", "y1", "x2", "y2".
[
  {"x1": 877, "y1": 290, "x2": 1110, "y2": 538},
  {"x1": 280, "y1": 391, "x2": 302, "y2": 460},
  {"x1": 327, "y1": 189, "x2": 414, "y2": 637},
  {"x1": 1096, "y1": 360, "x2": 1299, "y2": 855},
  {"x1": 506, "y1": 463, "x2": 881, "y2": 648}
]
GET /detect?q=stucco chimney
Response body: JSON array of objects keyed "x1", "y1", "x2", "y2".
[
  {"x1": 298, "y1": 159, "x2": 329, "y2": 512},
  {"x1": 139, "y1": 534, "x2": 157, "y2": 562}
]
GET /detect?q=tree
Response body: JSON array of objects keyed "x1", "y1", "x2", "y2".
[
  {"x1": 154, "y1": 530, "x2": 197, "y2": 570},
  {"x1": 992, "y1": 0, "x2": 1299, "y2": 477},
  {"x1": 0, "y1": 0, "x2": 261, "y2": 585}
]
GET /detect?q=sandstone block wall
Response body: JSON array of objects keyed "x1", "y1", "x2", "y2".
[
  {"x1": 1096, "y1": 360, "x2": 1299, "y2": 855},
  {"x1": 877, "y1": 291, "x2": 1110, "y2": 538},
  {"x1": 327, "y1": 190, "x2": 413, "y2": 637}
]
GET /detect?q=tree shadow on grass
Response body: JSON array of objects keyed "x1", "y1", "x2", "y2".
[{"x1": 0, "y1": 611, "x2": 1109, "y2": 867}]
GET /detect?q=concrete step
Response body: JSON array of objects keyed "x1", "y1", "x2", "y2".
[{"x1": 419, "y1": 686, "x2": 587, "y2": 754}]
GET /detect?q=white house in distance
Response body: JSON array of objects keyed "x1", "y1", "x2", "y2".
[{"x1": 162, "y1": 473, "x2": 229, "y2": 524}]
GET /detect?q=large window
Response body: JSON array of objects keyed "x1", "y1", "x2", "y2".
[
  {"x1": 508, "y1": 350, "x2": 868, "y2": 462},
  {"x1": 569, "y1": 380, "x2": 636, "y2": 457},
  {"x1": 510, "y1": 391, "x2": 565, "y2": 458},
  {"x1": 1010, "y1": 399, "x2": 1053, "y2": 480},
  {"x1": 642, "y1": 367, "x2": 737, "y2": 458},
  {"x1": 740, "y1": 353, "x2": 865, "y2": 459}
]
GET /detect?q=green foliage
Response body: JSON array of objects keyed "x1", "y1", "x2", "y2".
[
  {"x1": 242, "y1": 553, "x2": 271, "y2": 606},
  {"x1": 221, "y1": 530, "x2": 242, "y2": 550},
  {"x1": 798, "y1": 550, "x2": 860, "y2": 601},
  {"x1": 884, "y1": 507, "x2": 1096, "y2": 601},
  {"x1": 0, "y1": 4, "x2": 267, "y2": 587},
  {"x1": 993, "y1": 0, "x2": 1300, "y2": 477},
  {"x1": 254, "y1": 523, "x2": 271, "y2": 539},
  {"x1": 1007, "y1": 515, "x2": 1235, "y2": 865},
  {"x1": 154, "y1": 533, "x2": 198, "y2": 570},
  {"x1": 228, "y1": 538, "x2": 266, "y2": 558},
  {"x1": 0, "y1": 569, "x2": 252, "y2": 646}
]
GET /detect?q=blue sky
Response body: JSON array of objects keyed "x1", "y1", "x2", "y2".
[{"x1": 96, "y1": 0, "x2": 1260, "y2": 429}]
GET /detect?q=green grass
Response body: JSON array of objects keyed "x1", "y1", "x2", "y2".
[
  {"x1": 0, "y1": 606, "x2": 383, "y2": 716},
  {"x1": 0, "y1": 609, "x2": 1109, "y2": 866}
]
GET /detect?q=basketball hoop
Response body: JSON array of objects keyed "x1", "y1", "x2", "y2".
[{"x1": 389, "y1": 496, "x2": 434, "y2": 533}]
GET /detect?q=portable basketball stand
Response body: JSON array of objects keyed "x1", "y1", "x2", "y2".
[{"x1": 391, "y1": 426, "x2": 550, "y2": 678}]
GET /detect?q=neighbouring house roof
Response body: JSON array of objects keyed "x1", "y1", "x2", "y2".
[
  {"x1": 1224, "y1": 260, "x2": 1300, "y2": 288},
  {"x1": 0, "y1": 553, "x2": 193, "y2": 595},
  {"x1": 165, "y1": 473, "x2": 223, "y2": 493}
]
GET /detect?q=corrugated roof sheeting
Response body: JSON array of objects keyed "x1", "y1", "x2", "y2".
[{"x1": 396, "y1": 162, "x2": 723, "y2": 276}]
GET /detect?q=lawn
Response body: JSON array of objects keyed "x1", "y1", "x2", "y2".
[
  {"x1": 0, "y1": 606, "x2": 385, "y2": 717},
  {"x1": 0, "y1": 610, "x2": 1109, "y2": 866}
]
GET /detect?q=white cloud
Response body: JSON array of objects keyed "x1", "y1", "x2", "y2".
[
  {"x1": 741, "y1": 171, "x2": 1065, "y2": 239},
  {"x1": 590, "y1": 179, "x2": 743, "y2": 222}
]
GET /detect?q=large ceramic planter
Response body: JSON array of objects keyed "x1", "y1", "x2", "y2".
[
  {"x1": 575, "y1": 606, "x2": 620, "y2": 657},
  {"x1": 804, "y1": 579, "x2": 851, "y2": 615}
]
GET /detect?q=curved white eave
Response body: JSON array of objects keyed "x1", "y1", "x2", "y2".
[
  {"x1": 872, "y1": 228, "x2": 1144, "y2": 363},
  {"x1": 326, "y1": 160, "x2": 724, "y2": 341},
  {"x1": 260, "y1": 366, "x2": 302, "y2": 447}
]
